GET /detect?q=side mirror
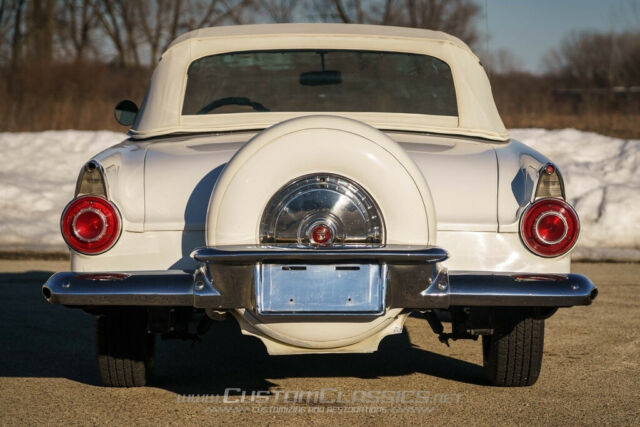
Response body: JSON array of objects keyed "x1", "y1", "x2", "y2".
[{"x1": 114, "y1": 100, "x2": 139, "y2": 126}]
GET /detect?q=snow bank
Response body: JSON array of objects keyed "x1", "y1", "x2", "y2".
[
  {"x1": 0, "y1": 128, "x2": 638, "y2": 261},
  {"x1": 0, "y1": 131, "x2": 127, "y2": 251},
  {"x1": 511, "y1": 129, "x2": 640, "y2": 261}
]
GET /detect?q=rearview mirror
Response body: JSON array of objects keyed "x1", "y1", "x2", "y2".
[
  {"x1": 114, "y1": 100, "x2": 139, "y2": 126},
  {"x1": 299, "y1": 70, "x2": 342, "y2": 86}
]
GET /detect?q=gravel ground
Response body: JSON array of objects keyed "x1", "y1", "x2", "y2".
[{"x1": 0, "y1": 260, "x2": 638, "y2": 425}]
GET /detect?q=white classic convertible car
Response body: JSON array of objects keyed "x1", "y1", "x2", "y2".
[{"x1": 43, "y1": 24, "x2": 597, "y2": 387}]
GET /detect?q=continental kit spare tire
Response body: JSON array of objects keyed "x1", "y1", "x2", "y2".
[{"x1": 205, "y1": 115, "x2": 437, "y2": 350}]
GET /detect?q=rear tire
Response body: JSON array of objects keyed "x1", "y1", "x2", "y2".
[
  {"x1": 482, "y1": 315, "x2": 544, "y2": 387},
  {"x1": 96, "y1": 309, "x2": 155, "y2": 387}
]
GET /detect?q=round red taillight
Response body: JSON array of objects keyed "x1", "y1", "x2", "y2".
[
  {"x1": 61, "y1": 196, "x2": 121, "y2": 254},
  {"x1": 311, "y1": 224, "x2": 333, "y2": 245},
  {"x1": 520, "y1": 198, "x2": 579, "y2": 257}
]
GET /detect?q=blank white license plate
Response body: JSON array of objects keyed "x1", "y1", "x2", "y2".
[{"x1": 256, "y1": 264, "x2": 386, "y2": 315}]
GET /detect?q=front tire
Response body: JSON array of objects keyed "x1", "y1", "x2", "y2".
[
  {"x1": 96, "y1": 309, "x2": 155, "y2": 387},
  {"x1": 482, "y1": 315, "x2": 544, "y2": 387}
]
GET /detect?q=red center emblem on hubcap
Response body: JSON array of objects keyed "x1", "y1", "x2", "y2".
[{"x1": 311, "y1": 224, "x2": 332, "y2": 245}]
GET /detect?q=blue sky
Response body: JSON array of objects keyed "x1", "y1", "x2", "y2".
[{"x1": 483, "y1": 0, "x2": 639, "y2": 72}]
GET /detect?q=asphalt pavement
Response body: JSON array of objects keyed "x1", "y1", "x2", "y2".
[{"x1": 0, "y1": 260, "x2": 638, "y2": 425}]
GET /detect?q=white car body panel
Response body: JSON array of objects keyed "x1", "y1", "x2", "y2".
[
  {"x1": 399, "y1": 136, "x2": 498, "y2": 232},
  {"x1": 143, "y1": 139, "x2": 244, "y2": 232},
  {"x1": 91, "y1": 141, "x2": 149, "y2": 232},
  {"x1": 136, "y1": 131, "x2": 505, "y2": 237}
]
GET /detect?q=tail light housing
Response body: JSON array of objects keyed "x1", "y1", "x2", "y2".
[
  {"x1": 61, "y1": 196, "x2": 121, "y2": 255},
  {"x1": 520, "y1": 198, "x2": 579, "y2": 257}
]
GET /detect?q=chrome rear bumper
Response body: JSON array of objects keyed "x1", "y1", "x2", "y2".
[
  {"x1": 43, "y1": 245, "x2": 597, "y2": 310},
  {"x1": 421, "y1": 271, "x2": 598, "y2": 308}
]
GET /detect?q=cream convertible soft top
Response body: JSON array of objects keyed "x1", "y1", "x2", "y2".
[{"x1": 130, "y1": 23, "x2": 508, "y2": 141}]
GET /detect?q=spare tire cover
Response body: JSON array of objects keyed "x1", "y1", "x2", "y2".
[{"x1": 206, "y1": 115, "x2": 437, "y2": 349}]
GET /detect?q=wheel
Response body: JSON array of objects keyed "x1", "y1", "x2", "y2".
[
  {"x1": 96, "y1": 309, "x2": 155, "y2": 387},
  {"x1": 482, "y1": 315, "x2": 544, "y2": 387}
]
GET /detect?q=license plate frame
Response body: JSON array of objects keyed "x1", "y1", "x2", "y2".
[{"x1": 255, "y1": 263, "x2": 387, "y2": 315}]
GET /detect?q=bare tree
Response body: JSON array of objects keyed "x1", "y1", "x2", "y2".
[
  {"x1": 403, "y1": 0, "x2": 479, "y2": 46},
  {"x1": 56, "y1": 0, "x2": 99, "y2": 62},
  {"x1": 318, "y1": 0, "x2": 395, "y2": 24},
  {"x1": 479, "y1": 48, "x2": 521, "y2": 75},
  {"x1": 544, "y1": 30, "x2": 640, "y2": 87},
  {"x1": 259, "y1": 0, "x2": 301, "y2": 22},
  {"x1": 0, "y1": 0, "x2": 14, "y2": 51},
  {"x1": 179, "y1": 0, "x2": 254, "y2": 30},
  {"x1": 26, "y1": 0, "x2": 56, "y2": 61},
  {"x1": 2, "y1": 0, "x2": 481, "y2": 67},
  {"x1": 316, "y1": 0, "x2": 479, "y2": 46},
  {"x1": 9, "y1": 0, "x2": 26, "y2": 65},
  {"x1": 96, "y1": 0, "x2": 141, "y2": 67},
  {"x1": 0, "y1": 0, "x2": 25, "y2": 64},
  {"x1": 135, "y1": 0, "x2": 181, "y2": 63},
  {"x1": 133, "y1": 0, "x2": 254, "y2": 65}
]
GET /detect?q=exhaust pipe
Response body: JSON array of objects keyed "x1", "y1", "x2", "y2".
[{"x1": 42, "y1": 286, "x2": 52, "y2": 301}]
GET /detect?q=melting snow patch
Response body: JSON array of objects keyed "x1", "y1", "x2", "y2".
[
  {"x1": 511, "y1": 129, "x2": 640, "y2": 261},
  {"x1": 0, "y1": 130, "x2": 126, "y2": 251}
]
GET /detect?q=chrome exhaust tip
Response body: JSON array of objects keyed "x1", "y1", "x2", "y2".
[{"x1": 42, "y1": 286, "x2": 52, "y2": 301}]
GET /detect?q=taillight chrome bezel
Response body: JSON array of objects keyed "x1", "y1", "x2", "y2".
[
  {"x1": 75, "y1": 160, "x2": 108, "y2": 197},
  {"x1": 520, "y1": 197, "x2": 580, "y2": 258},
  {"x1": 533, "y1": 211, "x2": 569, "y2": 245},
  {"x1": 61, "y1": 196, "x2": 122, "y2": 255},
  {"x1": 533, "y1": 162, "x2": 565, "y2": 201},
  {"x1": 71, "y1": 207, "x2": 109, "y2": 243}
]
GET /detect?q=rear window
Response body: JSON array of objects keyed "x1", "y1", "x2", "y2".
[{"x1": 182, "y1": 49, "x2": 457, "y2": 116}]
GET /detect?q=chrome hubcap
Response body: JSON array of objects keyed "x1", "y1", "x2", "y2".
[{"x1": 260, "y1": 174, "x2": 385, "y2": 246}]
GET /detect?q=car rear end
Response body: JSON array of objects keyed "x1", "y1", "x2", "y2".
[{"x1": 42, "y1": 24, "x2": 597, "y2": 388}]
